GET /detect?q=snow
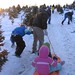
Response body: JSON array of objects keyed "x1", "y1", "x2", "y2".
[{"x1": 0, "y1": 10, "x2": 75, "y2": 75}]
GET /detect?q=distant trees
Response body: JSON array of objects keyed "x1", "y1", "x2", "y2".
[
  {"x1": 8, "y1": 4, "x2": 22, "y2": 19},
  {"x1": 4, "y1": 1, "x2": 75, "y2": 26},
  {"x1": 0, "y1": 20, "x2": 9, "y2": 71}
]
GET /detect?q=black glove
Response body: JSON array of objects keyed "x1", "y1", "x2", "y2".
[
  {"x1": 31, "y1": 31, "x2": 33, "y2": 34},
  {"x1": 53, "y1": 56, "x2": 58, "y2": 60}
]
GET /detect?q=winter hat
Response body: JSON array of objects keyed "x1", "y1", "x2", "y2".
[
  {"x1": 47, "y1": 6, "x2": 51, "y2": 9},
  {"x1": 43, "y1": 42, "x2": 50, "y2": 50},
  {"x1": 43, "y1": 42, "x2": 52, "y2": 57}
]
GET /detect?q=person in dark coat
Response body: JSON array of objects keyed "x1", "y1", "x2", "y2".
[
  {"x1": 10, "y1": 24, "x2": 33, "y2": 57},
  {"x1": 61, "y1": 11, "x2": 73, "y2": 25},
  {"x1": 47, "y1": 6, "x2": 51, "y2": 24},
  {"x1": 31, "y1": 9, "x2": 50, "y2": 53}
]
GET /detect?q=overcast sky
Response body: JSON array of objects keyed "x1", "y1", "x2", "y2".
[{"x1": 0, "y1": 0, "x2": 74, "y2": 9}]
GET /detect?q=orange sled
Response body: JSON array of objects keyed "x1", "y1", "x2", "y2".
[
  {"x1": 34, "y1": 54, "x2": 61, "y2": 75},
  {"x1": 34, "y1": 71, "x2": 59, "y2": 75}
]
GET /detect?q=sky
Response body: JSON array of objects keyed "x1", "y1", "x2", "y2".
[
  {"x1": 0, "y1": 9, "x2": 75, "y2": 75},
  {"x1": 0, "y1": 0, "x2": 74, "y2": 9}
]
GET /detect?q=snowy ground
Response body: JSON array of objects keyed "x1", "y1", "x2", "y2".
[{"x1": 0, "y1": 10, "x2": 75, "y2": 75}]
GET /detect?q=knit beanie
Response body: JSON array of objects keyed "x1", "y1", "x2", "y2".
[{"x1": 43, "y1": 42, "x2": 50, "y2": 50}]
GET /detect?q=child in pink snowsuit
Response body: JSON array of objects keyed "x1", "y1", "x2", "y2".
[{"x1": 32, "y1": 45, "x2": 57, "y2": 75}]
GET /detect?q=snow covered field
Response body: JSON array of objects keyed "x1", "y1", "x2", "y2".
[{"x1": 0, "y1": 10, "x2": 75, "y2": 75}]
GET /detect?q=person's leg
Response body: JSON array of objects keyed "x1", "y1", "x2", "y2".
[
  {"x1": 62, "y1": 15, "x2": 67, "y2": 25},
  {"x1": 70, "y1": 16, "x2": 72, "y2": 22},
  {"x1": 32, "y1": 27, "x2": 38, "y2": 53},
  {"x1": 48, "y1": 16, "x2": 51, "y2": 24},
  {"x1": 10, "y1": 35, "x2": 15, "y2": 47},
  {"x1": 68, "y1": 16, "x2": 70, "y2": 24},
  {"x1": 32, "y1": 27, "x2": 44, "y2": 53},
  {"x1": 68, "y1": 20, "x2": 70, "y2": 24},
  {"x1": 50, "y1": 61, "x2": 65, "y2": 73},
  {"x1": 68, "y1": 16, "x2": 72, "y2": 24},
  {"x1": 50, "y1": 63, "x2": 62, "y2": 73},
  {"x1": 36, "y1": 27, "x2": 44, "y2": 50},
  {"x1": 16, "y1": 41, "x2": 25, "y2": 56},
  {"x1": 39, "y1": 36, "x2": 44, "y2": 50},
  {"x1": 14, "y1": 35, "x2": 26, "y2": 56}
]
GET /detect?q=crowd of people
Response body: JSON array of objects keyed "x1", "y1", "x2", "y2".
[
  {"x1": 9, "y1": 5, "x2": 75, "y2": 75},
  {"x1": 10, "y1": 5, "x2": 52, "y2": 55}
]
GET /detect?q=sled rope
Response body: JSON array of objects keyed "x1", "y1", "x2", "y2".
[{"x1": 47, "y1": 35, "x2": 56, "y2": 55}]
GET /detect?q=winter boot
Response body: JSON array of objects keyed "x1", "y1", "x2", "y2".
[
  {"x1": 60, "y1": 61, "x2": 65, "y2": 66},
  {"x1": 68, "y1": 21, "x2": 70, "y2": 25},
  {"x1": 61, "y1": 21, "x2": 64, "y2": 25}
]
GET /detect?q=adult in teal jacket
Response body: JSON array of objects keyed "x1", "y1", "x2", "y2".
[{"x1": 10, "y1": 25, "x2": 32, "y2": 57}]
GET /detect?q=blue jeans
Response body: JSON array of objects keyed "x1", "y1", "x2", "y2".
[
  {"x1": 50, "y1": 63, "x2": 62, "y2": 73},
  {"x1": 62, "y1": 15, "x2": 72, "y2": 24},
  {"x1": 48, "y1": 16, "x2": 51, "y2": 24}
]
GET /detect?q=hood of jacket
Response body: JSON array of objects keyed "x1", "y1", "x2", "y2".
[{"x1": 39, "y1": 45, "x2": 49, "y2": 58}]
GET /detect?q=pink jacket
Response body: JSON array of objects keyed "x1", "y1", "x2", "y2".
[{"x1": 32, "y1": 45, "x2": 57, "y2": 75}]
